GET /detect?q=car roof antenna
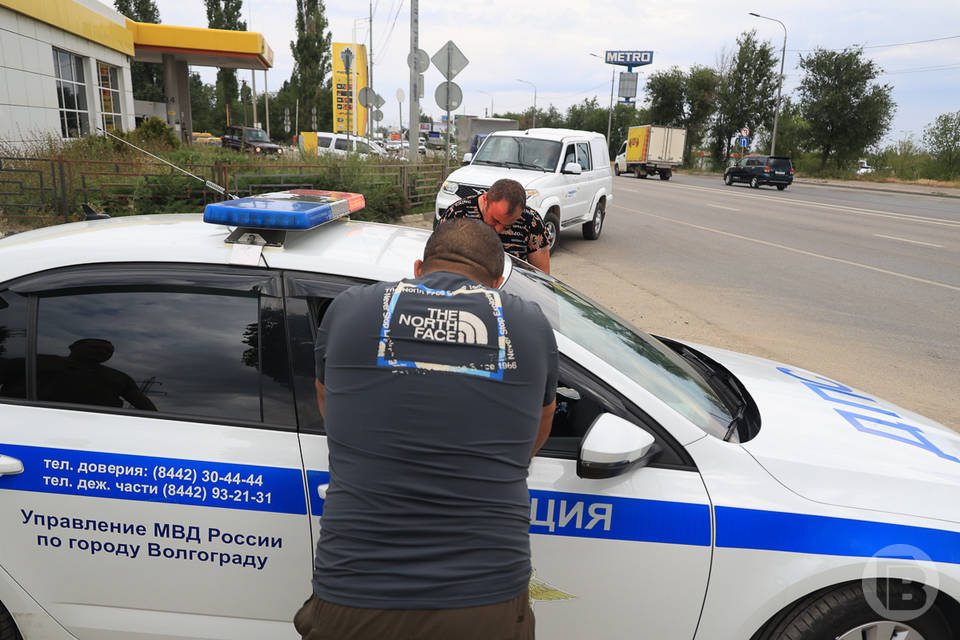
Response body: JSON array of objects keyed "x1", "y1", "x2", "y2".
[{"x1": 96, "y1": 127, "x2": 238, "y2": 200}]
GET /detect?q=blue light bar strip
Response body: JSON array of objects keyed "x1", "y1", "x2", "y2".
[{"x1": 203, "y1": 190, "x2": 364, "y2": 230}]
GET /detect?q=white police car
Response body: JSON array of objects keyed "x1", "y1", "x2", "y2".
[{"x1": 0, "y1": 192, "x2": 958, "y2": 640}]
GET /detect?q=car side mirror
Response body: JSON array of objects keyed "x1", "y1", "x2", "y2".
[
  {"x1": 577, "y1": 414, "x2": 659, "y2": 479},
  {"x1": 462, "y1": 153, "x2": 473, "y2": 164},
  {"x1": 563, "y1": 162, "x2": 582, "y2": 175}
]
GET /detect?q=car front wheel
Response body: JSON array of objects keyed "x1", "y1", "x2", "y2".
[
  {"x1": 724, "y1": 173, "x2": 734, "y2": 186},
  {"x1": 544, "y1": 211, "x2": 560, "y2": 254},
  {"x1": 750, "y1": 176, "x2": 760, "y2": 188},
  {"x1": 761, "y1": 582, "x2": 951, "y2": 640},
  {"x1": 614, "y1": 165, "x2": 620, "y2": 176},
  {"x1": 582, "y1": 200, "x2": 604, "y2": 240}
]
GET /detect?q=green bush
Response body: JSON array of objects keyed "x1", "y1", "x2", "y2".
[
  {"x1": 133, "y1": 173, "x2": 206, "y2": 215},
  {"x1": 130, "y1": 117, "x2": 180, "y2": 150}
]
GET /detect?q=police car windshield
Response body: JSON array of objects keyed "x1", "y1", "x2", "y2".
[
  {"x1": 473, "y1": 136, "x2": 561, "y2": 172},
  {"x1": 503, "y1": 262, "x2": 734, "y2": 438}
]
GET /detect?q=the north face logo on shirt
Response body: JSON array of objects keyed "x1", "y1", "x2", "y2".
[
  {"x1": 397, "y1": 308, "x2": 489, "y2": 344},
  {"x1": 376, "y1": 280, "x2": 517, "y2": 380}
]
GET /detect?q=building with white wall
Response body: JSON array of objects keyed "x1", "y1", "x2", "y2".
[{"x1": 0, "y1": 0, "x2": 273, "y2": 150}]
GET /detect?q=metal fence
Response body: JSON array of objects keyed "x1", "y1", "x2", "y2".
[{"x1": 0, "y1": 156, "x2": 448, "y2": 228}]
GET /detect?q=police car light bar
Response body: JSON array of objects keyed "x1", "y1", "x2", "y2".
[{"x1": 203, "y1": 190, "x2": 366, "y2": 230}]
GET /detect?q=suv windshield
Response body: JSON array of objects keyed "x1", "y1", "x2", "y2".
[
  {"x1": 473, "y1": 136, "x2": 562, "y2": 172},
  {"x1": 503, "y1": 261, "x2": 735, "y2": 439},
  {"x1": 244, "y1": 129, "x2": 271, "y2": 143}
]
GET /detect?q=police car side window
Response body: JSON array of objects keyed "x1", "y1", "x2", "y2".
[
  {"x1": 8, "y1": 265, "x2": 297, "y2": 428},
  {"x1": 282, "y1": 272, "x2": 369, "y2": 434},
  {"x1": 32, "y1": 290, "x2": 265, "y2": 422},
  {"x1": 0, "y1": 289, "x2": 28, "y2": 400},
  {"x1": 541, "y1": 356, "x2": 694, "y2": 470}
]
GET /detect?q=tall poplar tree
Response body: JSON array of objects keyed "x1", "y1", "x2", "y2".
[
  {"x1": 113, "y1": 0, "x2": 164, "y2": 102},
  {"x1": 204, "y1": 0, "x2": 246, "y2": 112},
  {"x1": 290, "y1": 0, "x2": 333, "y2": 131}
]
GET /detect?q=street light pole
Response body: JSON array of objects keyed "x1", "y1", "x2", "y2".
[
  {"x1": 750, "y1": 12, "x2": 787, "y2": 156},
  {"x1": 516, "y1": 79, "x2": 537, "y2": 127},
  {"x1": 590, "y1": 53, "x2": 614, "y2": 148},
  {"x1": 479, "y1": 90, "x2": 493, "y2": 118}
]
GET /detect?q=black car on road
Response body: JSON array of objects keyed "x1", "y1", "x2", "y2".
[
  {"x1": 221, "y1": 126, "x2": 283, "y2": 155},
  {"x1": 724, "y1": 155, "x2": 793, "y2": 190}
]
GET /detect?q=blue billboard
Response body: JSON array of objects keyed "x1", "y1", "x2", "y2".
[{"x1": 605, "y1": 51, "x2": 653, "y2": 67}]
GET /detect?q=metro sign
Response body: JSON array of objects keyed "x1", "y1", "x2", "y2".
[{"x1": 605, "y1": 50, "x2": 653, "y2": 67}]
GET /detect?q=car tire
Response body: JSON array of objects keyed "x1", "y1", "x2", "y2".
[
  {"x1": 750, "y1": 176, "x2": 760, "y2": 189},
  {"x1": 614, "y1": 165, "x2": 621, "y2": 176},
  {"x1": 724, "y1": 173, "x2": 734, "y2": 186},
  {"x1": 582, "y1": 200, "x2": 604, "y2": 240},
  {"x1": 777, "y1": 184, "x2": 787, "y2": 191},
  {"x1": 544, "y1": 211, "x2": 560, "y2": 254},
  {"x1": 0, "y1": 600, "x2": 22, "y2": 640},
  {"x1": 762, "y1": 582, "x2": 951, "y2": 640},
  {"x1": 659, "y1": 169, "x2": 672, "y2": 181}
]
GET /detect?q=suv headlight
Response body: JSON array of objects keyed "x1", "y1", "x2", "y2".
[
  {"x1": 277, "y1": 148, "x2": 283, "y2": 154},
  {"x1": 442, "y1": 181, "x2": 458, "y2": 194},
  {"x1": 255, "y1": 146, "x2": 262, "y2": 153}
]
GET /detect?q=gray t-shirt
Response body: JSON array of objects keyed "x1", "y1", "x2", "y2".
[{"x1": 313, "y1": 270, "x2": 558, "y2": 609}]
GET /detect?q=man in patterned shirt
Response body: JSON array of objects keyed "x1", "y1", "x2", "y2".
[{"x1": 438, "y1": 178, "x2": 551, "y2": 273}]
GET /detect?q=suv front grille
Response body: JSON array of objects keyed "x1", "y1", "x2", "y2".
[{"x1": 455, "y1": 184, "x2": 487, "y2": 199}]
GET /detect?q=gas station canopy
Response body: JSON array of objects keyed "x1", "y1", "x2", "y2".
[{"x1": 130, "y1": 21, "x2": 274, "y2": 70}]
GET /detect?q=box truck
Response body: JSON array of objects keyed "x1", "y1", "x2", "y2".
[{"x1": 614, "y1": 125, "x2": 686, "y2": 180}]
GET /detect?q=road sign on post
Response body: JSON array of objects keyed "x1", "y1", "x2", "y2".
[
  {"x1": 741, "y1": 126, "x2": 750, "y2": 138},
  {"x1": 739, "y1": 136, "x2": 749, "y2": 147},
  {"x1": 431, "y1": 40, "x2": 469, "y2": 177},
  {"x1": 358, "y1": 87, "x2": 375, "y2": 108},
  {"x1": 431, "y1": 41, "x2": 469, "y2": 80}
]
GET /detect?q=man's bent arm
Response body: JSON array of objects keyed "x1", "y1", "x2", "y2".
[
  {"x1": 531, "y1": 399, "x2": 556, "y2": 458},
  {"x1": 315, "y1": 379, "x2": 325, "y2": 418},
  {"x1": 527, "y1": 247, "x2": 550, "y2": 274}
]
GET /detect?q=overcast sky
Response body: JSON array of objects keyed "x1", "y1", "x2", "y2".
[{"x1": 136, "y1": 0, "x2": 959, "y2": 144}]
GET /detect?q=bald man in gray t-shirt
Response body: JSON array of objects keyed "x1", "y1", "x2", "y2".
[{"x1": 295, "y1": 219, "x2": 557, "y2": 640}]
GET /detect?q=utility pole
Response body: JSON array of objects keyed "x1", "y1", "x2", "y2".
[
  {"x1": 368, "y1": 0, "x2": 373, "y2": 144},
  {"x1": 251, "y1": 69, "x2": 258, "y2": 128},
  {"x1": 408, "y1": 0, "x2": 419, "y2": 163},
  {"x1": 264, "y1": 70, "x2": 270, "y2": 138}
]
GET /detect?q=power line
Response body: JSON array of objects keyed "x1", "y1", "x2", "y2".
[
  {"x1": 881, "y1": 62, "x2": 960, "y2": 75},
  {"x1": 374, "y1": 0, "x2": 405, "y2": 63},
  {"x1": 787, "y1": 34, "x2": 960, "y2": 53}
]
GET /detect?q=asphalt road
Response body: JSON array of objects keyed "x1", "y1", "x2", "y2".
[{"x1": 548, "y1": 173, "x2": 960, "y2": 430}]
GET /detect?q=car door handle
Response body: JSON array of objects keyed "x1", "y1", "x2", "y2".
[{"x1": 0, "y1": 455, "x2": 24, "y2": 476}]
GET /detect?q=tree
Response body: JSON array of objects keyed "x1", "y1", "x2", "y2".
[
  {"x1": 755, "y1": 97, "x2": 807, "y2": 161},
  {"x1": 188, "y1": 72, "x2": 219, "y2": 133},
  {"x1": 797, "y1": 46, "x2": 895, "y2": 170},
  {"x1": 290, "y1": 0, "x2": 332, "y2": 102},
  {"x1": 205, "y1": 0, "x2": 246, "y2": 112},
  {"x1": 922, "y1": 110, "x2": 960, "y2": 180},
  {"x1": 645, "y1": 67, "x2": 685, "y2": 127},
  {"x1": 710, "y1": 31, "x2": 779, "y2": 164},
  {"x1": 113, "y1": 0, "x2": 164, "y2": 102},
  {"x1": 646, "y1": 65, "x2": 718, "y2": 164}
]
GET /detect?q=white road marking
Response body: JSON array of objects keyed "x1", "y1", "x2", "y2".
[
  {"x1": 873, "y1": 234, "x2": 944, "y2": 248},
  {"x1": 707, "y1": 203, "x2": 740, "y2": 212},
  {"x1": 610, "y1": 203, "x2": 960, "y2": 292},
  {"x1": 617, "y1": 183, "x2": 960, "y2": 228}
]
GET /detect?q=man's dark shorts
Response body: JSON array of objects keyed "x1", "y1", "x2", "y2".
[{"x1": 293, "y1": 592, "x2": 535, "y2": 640}]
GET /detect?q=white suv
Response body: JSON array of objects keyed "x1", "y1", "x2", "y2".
[
  {"x1": 310, "y1": 132, "x2": 386, "y2": 157},
  {"x1": 435, "y1": 129, "x2": 613, "y2": 252}
]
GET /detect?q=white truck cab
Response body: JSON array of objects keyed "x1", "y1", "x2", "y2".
[{"x1": 435, "y1": 128, "x2": 613, "y2": 252}]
